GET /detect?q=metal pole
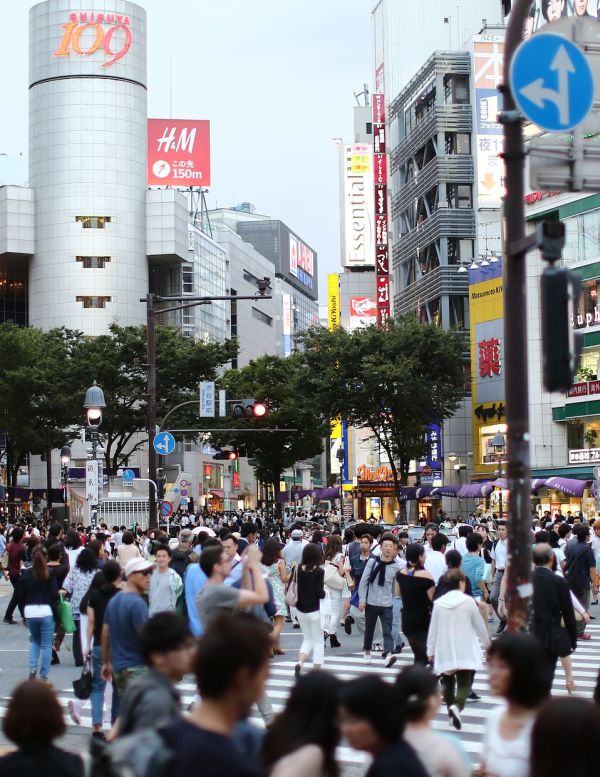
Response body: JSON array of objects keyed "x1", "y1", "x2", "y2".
[
  {"x1": 146, "y1": 293, "x2": 158, "y2": 529},
  {"x1": 501, "y1": 0, "x2": 534, "y2": 632},
  {"x1": 46, "y1": 445, "x2": 53, "y2": 513}
]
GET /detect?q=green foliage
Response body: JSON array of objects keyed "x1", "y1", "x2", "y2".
[
  {"x1": 0, "y1": 322, "x2": 236, "y2": 480},
  {"x1": 210, "y1": 354, "x2": 328, "y2": 490},
  {"x1": 299, "y1": 318, "x2": 465, "y2": 504}
]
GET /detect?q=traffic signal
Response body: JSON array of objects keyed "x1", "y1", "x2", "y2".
[
  {"x1": 231, "y1": 398, "x2": 269, "y2": 418},
  {"x1": 213, "y1": 449, "x2": 236, "y2": 460},
  {"x1": 541, "y1": 265, "x2": 582, "y2": 392}
]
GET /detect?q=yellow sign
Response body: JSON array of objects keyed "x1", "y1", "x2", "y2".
[
  {"x1": 328, "y1": 273, "x2": 340, "y2": 331},
  {"x1": 330, "y1": 419, "x2": 342, "y2": 440}
]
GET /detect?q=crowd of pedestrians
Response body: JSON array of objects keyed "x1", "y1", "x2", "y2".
[{"x1": 0, "y1": 508, "x2": 599, "y2": 776}]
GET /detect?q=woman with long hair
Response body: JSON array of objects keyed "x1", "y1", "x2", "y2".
[
  {"x1": 480, "y1": 633, "x2": 552, "y2": 777},
  {"x1": 64, "y1": 528, "x2": 83, "y2": 571},
  {"x1": 61, "y1": 547, "x2": 98, "y2": 667},
  {"x1": 395, "y1": 665, "x2": 470, "y2": 777},
  {"x1": 323, "y1": 534, "x2": 344, "y2": 648},
  {"x1": 0, "y1": 680, "x2": 85, "y2": 776},
  {"x1": 3, "y1": 527, "x2": 27, "y2": 624},
  {"x1": 397, "y1": 544, "x2": 435, "y2": 665},
  {"x1": 294, "y1": 543, "x2": 326, "y2": 677},
  {"x1": 261, "y1": 538, "x2": 287, "y2": 655},
  {"x1": 18, "y1": 547, "x2": 59, "y2": 681},
  {"x1": 117, "y1": 530, "x2": 141, "y2": 568},
  {"x1": 262, "y1": 672, "x2": 341, "y2": 777}
]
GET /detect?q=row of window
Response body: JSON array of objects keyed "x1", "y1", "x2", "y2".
[
  {"x1": 76, "y1": 296, "x2": 111, "y2": 308},
  {"x1": 76, "y1": 216, "x2": 111, "y2": 229}
]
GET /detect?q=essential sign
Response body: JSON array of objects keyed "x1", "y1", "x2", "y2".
[
  {"x1": 147, "y1": 120, "x2": 211, "y2": 186},
  {"x1": 153, "y1": 431, "x2": 176, "y2": 456},
  {"x1": 510, "y1": 32, "x2": 594, "y2": 132}
]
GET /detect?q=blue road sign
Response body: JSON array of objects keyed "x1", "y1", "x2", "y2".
[
  {"x1": 153, "y1": 431, "x2": 176, "y2": 456},
  {"x1": 510, "y1": 32, "x2": 594, "y2": 132},
  {"x1": 122, "y1": 469, "x2": 135, "y2": 483},
  {"x1": 161, "y1": 500, "x2": 174, "y2": 517}
]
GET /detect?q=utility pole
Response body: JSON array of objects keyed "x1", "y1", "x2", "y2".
[
  {"x1": 143, "y1": 282, "x2": 272, "y2": 529},
  {"x1": 500, "y1": 0, "x2": 535, "y2": 631}
]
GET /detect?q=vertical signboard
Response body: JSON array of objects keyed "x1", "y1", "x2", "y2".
[
  {"x1": 219, "y1": 390, "x2": 226, "y2": 418},
  {"x1": 341, "y1": 144, "x2": 375, "y2": 267},
  {"x1": 373, "y1": 94, "x2": 390, "y2": 326},
  {"x1": 199, "y1": 381, "x2": 215, "y2": 418},
  {"x1": 472, "y1": 36, "x2": 505, "y2": 208},
  {"x1": 86, "y1": 460, "x2": 99, "y2": 506},
  {"x1": 282, "y1": 293, "x2": 293, "y2": 357},
  {"x1": 327, "y1": 274, "x2": 340, "y2": 331}
]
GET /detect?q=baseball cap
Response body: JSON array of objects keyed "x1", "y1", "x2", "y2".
[
  {"x1": 124, "y1": 558, "x2": 154, "y2": 577},
  {"x1": 291, "y1": 529, "x2": 303, "y2": 539}
]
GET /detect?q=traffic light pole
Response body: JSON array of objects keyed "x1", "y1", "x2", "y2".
[
  {"x1": 500, "y1": 0, "x2": 534, "y2": 632},
  {"x1": 143, "y1": 290, "x2": 271, "y2": 529}
]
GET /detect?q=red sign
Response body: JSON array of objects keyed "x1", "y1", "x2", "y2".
[
  {"x1": 376, "y1": 246, "x2": 389, "y2": 275},
  {"x1": 147, "y1": 119, "x2": 211, "y2": 186},
  {"x1": 377, "y1": 276, "x2": 390, "y2": 306},
  {"x1": 374, "y1": 154, "x2": 387, "y2": 186},
  {"x1": 373, "y1": 93, "x2": 389, "y2": 329},
  {"x1": 478, "y1": 338, "x2": 501, "y2": 378},
  {"x1": 54, "y1": 13, "x2": 132, "y2": 69},
  {"x1": 233, "y1": 472, "x2": 241, "y2": 490},
  {"x1": 373, "y1": 93, "x2": 386, "y2": 124}
]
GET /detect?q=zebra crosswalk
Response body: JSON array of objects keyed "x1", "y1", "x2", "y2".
[{"x1": 33, "y1": 623, "x2": 600, "y2": 773}]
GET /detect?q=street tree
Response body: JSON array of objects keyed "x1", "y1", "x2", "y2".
[
  {"x1": 0, "y1": 323, "x2": 80, "y2": 503},
  {"x1": 69, "y1": 324, "x2": 237, "y2": 475},
  {"x1": 210, "y1": 355, "x2": 328, "y2": 510},
  {"x1": 299, "y1": 318, "x2": 465, "y2": 509}
]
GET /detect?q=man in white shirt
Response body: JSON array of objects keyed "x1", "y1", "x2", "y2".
[
  {"x1": 222, "y1": 533, "x2": 243, "y2": 586},
  {"x1": 453, "y1": 525, "x2": 471, "y2": 556},
  {"x1": 422, "y1": 524, "x2": 438, "y2": 555},
  {"x1": 424, "y1": 533, "x2": 448, "y2": 584},
  {"x1": 490, "y1": 522, "x2": 509, "y2": 633}
]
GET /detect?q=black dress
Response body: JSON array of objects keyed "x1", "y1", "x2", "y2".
[{"x1": 397, "y1": 570, "x2": 434, "y2": 665}]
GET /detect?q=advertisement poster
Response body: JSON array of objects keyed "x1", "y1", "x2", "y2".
[{"x1": 147, "y1": 119, "x2": 211, "y2": 186}]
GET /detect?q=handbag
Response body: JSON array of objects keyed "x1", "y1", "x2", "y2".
[
  {"x1": 324, "y1": 561, "x2": 345, "y2": 591},
  {"x1": 482, "y1": 563, "x2": 492, "y2": 585},
  {"x1": 285, "y1": 565, "x2": 298, "y2": 607},
  {"x1": 73, "y1": 656, "x2": 93, "y2": 700},
  {"x1": 57, "y1": 594, "x2": 76, "y2": 634}
]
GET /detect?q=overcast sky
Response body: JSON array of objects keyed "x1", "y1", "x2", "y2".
[{"x1": 0, "y1": 1, "x2": 374, "y2": 298}]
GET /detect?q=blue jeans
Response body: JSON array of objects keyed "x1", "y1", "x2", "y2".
[
  {"x1": 27, "y1": 615, "x2": 55, "y2": 679},
  {"x1": 90, "y1": 644, "x2": 106, "y2": 727}
]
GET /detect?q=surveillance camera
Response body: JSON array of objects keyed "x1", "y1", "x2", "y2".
[{"x1": 257, "y1": 277, "x2": 271, "y2": 296}]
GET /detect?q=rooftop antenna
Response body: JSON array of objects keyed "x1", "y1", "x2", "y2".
[{"x1": 354, "y1": 83, "x2": 370, "y2": 107}]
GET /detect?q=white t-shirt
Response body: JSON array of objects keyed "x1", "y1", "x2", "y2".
[
  {"x1": 424, "y1": 550, "x2": 447, "y2": 584},
  {"x1": 482, "y1": 705, "x2": 533, "y2": 777}
]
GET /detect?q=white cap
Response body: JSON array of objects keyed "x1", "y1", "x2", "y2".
[{"x1": 124, "y1": 558, "x2": 154, "y2": 577}]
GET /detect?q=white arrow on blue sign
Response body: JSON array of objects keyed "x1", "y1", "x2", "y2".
[
  {"x1": 122, "y1": 469, "x2": 135, "y2": 483},
  {"x1": 510, "y1": 32, "x2": 594, "y2": 132},
  {"x1": 153, "y1": 431, "x2": 176, "y2": 456}
]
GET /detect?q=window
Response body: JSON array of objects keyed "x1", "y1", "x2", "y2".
[
  {"x1": 76, "y1": 256, "x2": 110, "y2": 269},
  {"x1": 182, "y1": 266, "x2": 194, "y2": 293},
  {"x1": 75, "y1": 216, "x2": 112, "y2": 229},
  {"x1": 252, "y1": 307, "x2": 273, "y2": 326},
  {"x1": 76, "y1": 296, "x2": 111, "y2": 308}
]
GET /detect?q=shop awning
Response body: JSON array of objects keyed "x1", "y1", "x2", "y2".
[
  {"x1": 209, "y1": 489, "x2": 225, "y2": 499},
  {"x1": 458, "y1": 483, "x2": 489, "y2": 498},
  {"x1": 415, "y1": 486, "x2": 434, "y2": 498},
  {"x1": 430, "y1": 484, "x2": 460, "y2": 498},
  {"x1": 544, "y1": 477, "x2": 589, "y2": 498}
]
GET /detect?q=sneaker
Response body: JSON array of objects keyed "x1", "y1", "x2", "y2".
[
  {"x1": 293, "y1": 622, "x2": 300, "y2": 629},
  {"x1": 344, "y1": 615, "x2": 354, "y2": 636},
  {"x1": 392, "y1": 641, "x2": 405, "y2": 655},
  {"x1": 372, "y1": 642, "x2": 383, "y2": 651},
  {"x1": 385, "y1": 655, "x2": 397, "y2": 669},
  {"x1": 448, "y1": 704, "x2": 462, "y2": 731},
  {"x1": 68, "y1": 699, "x2": 82, "y2": 726},
  {"x1": 364, "y1": 653, "x2": 372, "y2": 665},
  {"x1": 467, "y1": 692, "x2": 481, "y2": 702}
]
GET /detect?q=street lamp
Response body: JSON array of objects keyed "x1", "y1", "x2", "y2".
[
  {"x1": 492, "y1": 432, "x2": 506, "y2": 522},
  {"x1": 336, "y1": 448, "x2": 345, "y2": 521},
  {"x1": 83, "y1": 380, "x2": 106, "y2": 527},
  {"x1": 60, "y1": 445, "x2": 71, "y2": 527}
]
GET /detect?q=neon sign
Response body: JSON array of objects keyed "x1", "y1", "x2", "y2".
[{"x1": 54, "y1": 13, "x2": 133, "y2": 69}]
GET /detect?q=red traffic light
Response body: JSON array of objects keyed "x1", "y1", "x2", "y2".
[
  {"x1": 227, "y1": 451, "x2": 238, "y2": 460},
  {"x1": 253, "y1": 403, "x2": 268, "y2": 418}
]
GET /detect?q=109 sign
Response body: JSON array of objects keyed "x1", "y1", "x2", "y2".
[{"x1": 54, "y1": 13, "x2": 133, "y2": 69}]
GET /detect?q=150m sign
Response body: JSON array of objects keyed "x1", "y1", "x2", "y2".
[{"x1": 54, "y1": 13, "x2": 133, "y2": 69}]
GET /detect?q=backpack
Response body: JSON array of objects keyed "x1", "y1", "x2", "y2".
[
  {"x1": 89, "y1": 729, "x2": 174, "y2": 777},
  {"x1": 285, "y1": 564, "x2": 298, "y2": 606}
]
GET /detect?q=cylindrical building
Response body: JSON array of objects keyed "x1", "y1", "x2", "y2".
[{"x1": 28, "y1": 0, "x2": 148, "y2": 333}]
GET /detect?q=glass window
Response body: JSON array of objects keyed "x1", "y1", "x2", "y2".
[
  {"x1": 76, "y1": 296, "x2": 111, "y2": 308},
  {"x1": 75, "y1": 216, "x2": 112, "y2": 229},
  {"x1": 456, "y1": 134, "x2": 470, "y2": 154},
  {"x1": 76, "y1": 256, "x2": 110, "y2": 269},
  {"x1": 457, "y1": 185, "x2": 472, "y2": 208},
  {"x1": 582, "y1": 210, "x2": 600, "y2": 261}
]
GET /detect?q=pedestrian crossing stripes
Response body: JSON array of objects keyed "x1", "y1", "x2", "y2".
[{"x1": 16, "y1": 623, "x2": 598, "y2": 772}]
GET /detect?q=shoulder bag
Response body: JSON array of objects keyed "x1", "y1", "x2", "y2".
[{"x1": 285, "y1": 564, "x2": 298, "y2": 606}]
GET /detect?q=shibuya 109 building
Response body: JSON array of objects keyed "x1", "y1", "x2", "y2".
[{"x1": 0, "y1": 0, "x2": 193, "y2": 333}]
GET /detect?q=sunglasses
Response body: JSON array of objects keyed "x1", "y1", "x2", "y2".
[{"x1": 134, "y1": 569, "x2": 153, "y2": 576}]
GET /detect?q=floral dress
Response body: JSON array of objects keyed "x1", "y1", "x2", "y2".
[{"x1": 266, "y1": 562, "x2": 286, "y2": 617}]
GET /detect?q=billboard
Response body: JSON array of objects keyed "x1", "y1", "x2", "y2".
[
  {"x1": 341, "y1": 144, "x2": 375, "y2": 267},
  {"x1": 147, "y1": 119, "x2": 211, "y2": 186},
  {"x1": 328, "y1": 274, "x2": 340, "y2": 331},
  {"x1": 282, "y1": 293, "x2": 293, "y2": 357},
  {"x1": 349, "y1": 296, "x2": 378, "y2": 329},
  {"x1": 520, "y1": 1, "x2": 598, "y2": 36},
  {"x1": 282, "y1": 226, "x2": 317, "y2": 299}
]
